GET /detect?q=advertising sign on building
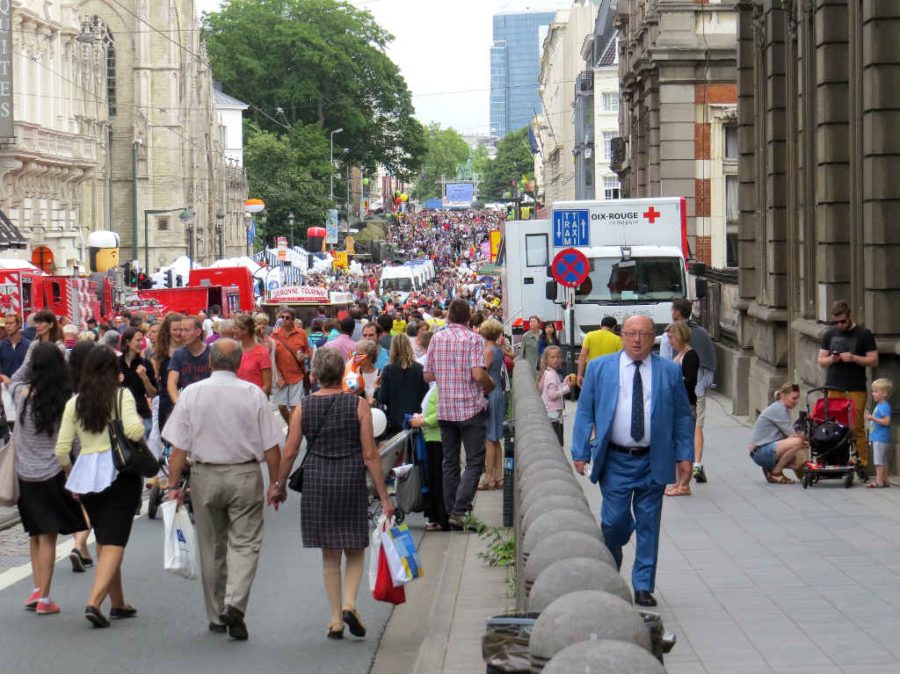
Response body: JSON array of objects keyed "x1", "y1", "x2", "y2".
[
  {"x1": 0, "y1": 2, "x2": 12, "y2": 139},
  {"x1": 325, "y1": 209, "x2": 339, "y2": 245},
  {"x1": 267, "y1": 285, "x2": 329, "y2": 304},
  {"x1": 332, "y1": 251, "x2": 348, "y2": 270}
]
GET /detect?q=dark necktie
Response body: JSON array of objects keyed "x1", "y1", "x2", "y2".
[{"x1": 631, "y1": 360, "x2": 644, "y2": 443}]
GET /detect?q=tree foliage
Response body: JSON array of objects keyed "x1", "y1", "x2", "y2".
[
  {"x1": 243, "y1": 122, "x2": 333, "y2": 247},
  {"x1": 413, "y1": 124, "x2": 471, "y2": 200},
  {"x1": 480, "y1": 127, "x2": 535, "y2": 201},
  {"x1": 203, "y1": 0, "x2": 425, "y2": 178}
]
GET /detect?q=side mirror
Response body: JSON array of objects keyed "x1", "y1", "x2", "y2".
[
  {"x1": 695, "y1": 278, "x2": 708, "y2": 300},
  {"x1": 545, "y1": 280, "x2": 558, "y2": 301}
]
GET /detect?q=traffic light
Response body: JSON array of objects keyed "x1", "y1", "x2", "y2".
[
  {"x1": 165, "y1": 269, "x2": 174, "y2": 288},
  {"x1": 122, "y1": 262, "x2": 133, "y2": 286},
  {"x1": 137, "y1": 272, "x2": 151, "y2": 290}
]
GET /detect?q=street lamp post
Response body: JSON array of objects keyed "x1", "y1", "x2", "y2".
[
  {"x1": 329, "y1": 128, "x2": 344, "y2": 202},
  {"x1": 288, "y1": 212, "x2": 295, "y2": 248},
  {"x1": 143, "y1": 207, "x2": 193, "y2": 273}
]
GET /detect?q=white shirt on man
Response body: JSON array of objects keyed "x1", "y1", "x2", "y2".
[{"x1": 610, "y1": 351, "x2": 653, "y2": 448}]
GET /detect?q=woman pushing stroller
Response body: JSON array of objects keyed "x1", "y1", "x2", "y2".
[{"x1": 748, "y1": 383, "x2": 808, "y2": 483}]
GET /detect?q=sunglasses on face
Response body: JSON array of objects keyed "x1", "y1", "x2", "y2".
[{"x1": 280, "y1": 315, "x2": 293, "y2": 320}]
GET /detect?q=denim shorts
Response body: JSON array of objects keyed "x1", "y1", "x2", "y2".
[{"x1": 750, "y1": 442, "x2": 777, "y2": 471}]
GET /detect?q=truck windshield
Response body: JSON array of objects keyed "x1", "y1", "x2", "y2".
[
  {"x1": 575, "y1": 257, "x2": 684, "y2": 303},
  {"x1": 382, "y1": 277, "x2": 412, "y2": 293}
]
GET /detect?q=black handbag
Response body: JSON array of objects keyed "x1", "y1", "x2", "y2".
[
  {"x1": 288, "y1": 396, "x2": 339, "y2": 493},
  {"x1": 109, "y1": 388, "x2": 158, "y2": 478}
]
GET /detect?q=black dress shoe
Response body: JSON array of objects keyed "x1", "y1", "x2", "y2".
[
  {"x1": 208, "y1": 622, "x2": 227, "y2": 634},
  {"x1": 219, "y1": 604, "x2": 248, "y2": 640},
  {"x1": 634, "y1": 590, "x2": 657, "y2": 607},
  {"x1": 110, "y1": 605, "x2": 137, "y2": 619}
]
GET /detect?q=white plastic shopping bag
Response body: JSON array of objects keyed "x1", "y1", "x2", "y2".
[
  {"x1": 161, "y1": 500, "x2": 200, "y2": 580},
  {"x1": 368, "y1": 515, "x2": 389, "y2": 592},
  {"x1": 381, "y1": 520, "x2": 423, "y2": 587}
]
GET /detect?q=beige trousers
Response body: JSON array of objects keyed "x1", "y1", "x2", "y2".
[{"x1": 190, "y1": 463, "x2": 264, "y2": 624}]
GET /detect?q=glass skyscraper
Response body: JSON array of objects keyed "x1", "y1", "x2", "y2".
[{"x1": 490, "y1": 11, "x2": 557, "y2": 139}]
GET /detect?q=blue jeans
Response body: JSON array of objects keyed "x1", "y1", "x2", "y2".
[{"x1": 750, "y1": 442, "x2": 777, "y2": 471}]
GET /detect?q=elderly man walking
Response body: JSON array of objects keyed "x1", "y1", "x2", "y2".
[
  {"x1": 163, "y1": 339, "x2": 283, "y2": 640},
  {"x1": 571, "y1": 315, "x2": 694, "y2": 607}
]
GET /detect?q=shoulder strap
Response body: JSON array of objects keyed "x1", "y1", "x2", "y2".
[
  {"x1": 274, "y1": 333, "x2": 305, "y2": 370},
  {"x1": 304, "y1": 395, "x2": 340, "y2": 452},
  {"x1": 114, "y1": 387, "x2": 124, "y2": 421}
]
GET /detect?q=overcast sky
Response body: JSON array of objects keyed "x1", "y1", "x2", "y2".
[{"x1": 194, "y1": 0, "x2": 569, "y2": 135}]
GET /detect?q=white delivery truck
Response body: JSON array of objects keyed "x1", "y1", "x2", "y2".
[
  {"x1": 379, "y1": 259, "x2": 435, "y2": 302},
  {"x1": 502, "y1": 197, "x2": 695, "y2": 357}
]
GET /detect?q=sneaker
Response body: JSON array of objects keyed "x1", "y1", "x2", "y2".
[
  {"x1": 36, "y1": 601, "x2": 61, "y2": 615},
  {"x1": 23, "y1": 590, "x2": 40, "y2": 611},
  {"x1": 693, "y1": 465, "x2": 707, "y2": 483}
]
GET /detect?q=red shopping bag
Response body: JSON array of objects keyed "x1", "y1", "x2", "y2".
[{"x1": 373, "y1": 547, "x2": 406, "y2": 604}]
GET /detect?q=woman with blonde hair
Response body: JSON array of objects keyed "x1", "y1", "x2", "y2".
[
  {"x1": 664, "y1": 321, "x2": 700, "y2": 497},
  {"x1": 479, "y1": 318, "x2": 506, "y2": 490},
  {"x1": 377, "y1": 329, "x2": 428, "y2": 436},
  {"x1": 748, "y1": 382, "x2": 807, "y2": 483}
]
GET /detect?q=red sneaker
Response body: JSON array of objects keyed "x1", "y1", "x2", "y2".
[
  {"x1": 36, "y1": 601, "x2": 61, "y2": 615},
  {"x1": 23, "y1": 590, "x2": 40, "y2": 611}
]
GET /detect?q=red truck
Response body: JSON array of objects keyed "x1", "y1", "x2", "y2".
[
  {"x1": 136, "y1": 266, "x2": 254, "y2": 318},
  {"x1": 0, "y1": 268, "x2": 113, "y2": 328}
]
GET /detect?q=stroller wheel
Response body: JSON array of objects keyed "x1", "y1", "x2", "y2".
[
  {"x1": 856, "y1": 466, "x2": 869, "y2": 482},
  {"x1": 147, "y1": 484, "x2": 161, "y2": 519},
  {"x1": 843, "y1": 472, "x2": 854, "y2": 489},
  {"x1": 802, "y1": 472, "x2": 812, "y2": 489}
]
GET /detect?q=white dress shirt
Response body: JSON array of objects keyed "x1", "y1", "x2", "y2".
[{"x1": 610, "y1": 351, "x2": 653, "y2": 448}]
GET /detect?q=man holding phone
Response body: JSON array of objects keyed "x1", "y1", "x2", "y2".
[{"x1": 817, "y1": 299, "x2": 879, "y2": 468}]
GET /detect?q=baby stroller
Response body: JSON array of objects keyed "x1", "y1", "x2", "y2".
[
  {"x1": 800, "y1": 387, "x2": 865, "y2": 489},
  {"x1": 367, "y1": 429, "x2": 409, "y2": 524},
  {"x1": 146, "y1": 446, "x2": 194, "y2": 522}
]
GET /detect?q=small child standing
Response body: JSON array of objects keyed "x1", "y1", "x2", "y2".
[
  {"x1": 865, "y1": 378, "x2": 893, "y2": 488},
  {"x1": 537, "y1": 346, "x2": 575, "y2": 445}
]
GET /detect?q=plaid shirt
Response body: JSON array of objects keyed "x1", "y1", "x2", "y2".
[{"x1": 425, "y1": 323, "x2": 488, "y2": 422}]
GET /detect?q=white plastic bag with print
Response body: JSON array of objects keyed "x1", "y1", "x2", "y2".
[{"x1": 161, "y1": 500, "x2": 200, "y2": 580}]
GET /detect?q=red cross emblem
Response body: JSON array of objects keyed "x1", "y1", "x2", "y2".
[{"x1": 643, "y1": 207, "x2": 660, "y2": 224}]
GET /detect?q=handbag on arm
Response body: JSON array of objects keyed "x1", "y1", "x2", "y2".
[{"x1": 108, "y1": 388, "x2": 159, "y2": 478}]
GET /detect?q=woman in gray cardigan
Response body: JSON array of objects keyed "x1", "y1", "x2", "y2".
[{"x1": 748, "y1": 382, "x2": 808, "y2": 483}]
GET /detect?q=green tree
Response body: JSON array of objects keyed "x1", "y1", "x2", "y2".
[
  {"x1": 203, "y1": 0, "x2": 425, "y2": 178},
  {"x1": 243, "y1": 122, "x2": 332, "y2": 247},
  {"x1": 413, "y1": 123, "x2": 471, "y2": 200},
  {"x1": 471, "y1": 144, "x2": 491, "y2": 182},
  {"x1": 480, "y1": 127, "x2": 535, "y2": 201}
]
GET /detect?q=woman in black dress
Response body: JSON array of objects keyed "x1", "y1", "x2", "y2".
[
  {"x1": 377, "y1": 333, "x2": 429, "y2": 436},
  {"x1": 276, "y1": 347, "x2": 394, "y2": 640}
]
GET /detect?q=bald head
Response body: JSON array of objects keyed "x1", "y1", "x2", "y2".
[
  {"x1": 622, "y1": 315, "x2": 655, "y2": 361},
  {"x1": 210, "y1": 338, "x2": 242, "y2": 372}
]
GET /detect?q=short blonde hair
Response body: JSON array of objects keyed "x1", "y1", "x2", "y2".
[
  {"x1": 873, "y1": 378, "x2": 894, "y2": 397},
  {"x1": 774, "y1": 382, "x2": 800, "y2": 400},
  {"x1": 479, "y1": 318, "x2": 503, "y2": 342},
  {"x1": 665, "y1": 321, "x2": 691, "y2": 347}
]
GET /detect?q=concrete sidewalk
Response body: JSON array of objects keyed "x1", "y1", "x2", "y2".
[
  {"x1": 371, "y1": 489, "x2": 512, "y2": 674},
  {"x1": 570, "y1": 392, "x2": 900, "y2": 674}
]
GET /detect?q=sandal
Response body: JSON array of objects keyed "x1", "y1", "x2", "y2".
[
  {"x1": 665, "y1": 485, "x2": 691, "y2": 497},
  {"x1": 768, "y1": 473, "x2": 795, "y2": 484},
  {"x1": 424, "y1": 522, "x2": 444, "y2": 532},
  {"x1": 867, "y1": 481, "x2": 889, "y2": 489}
]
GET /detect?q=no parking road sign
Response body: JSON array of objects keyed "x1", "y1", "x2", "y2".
[{"x1": 551, "y1": 248, "x2": 590, "y2": 288}]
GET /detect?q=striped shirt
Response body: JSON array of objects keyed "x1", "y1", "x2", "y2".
[
  {"x1": 424, "y1": 323, "x2": 488, "y2": 422},
  {"x1": 12, "y1": 384, "x2": 63, "y2": 482}
]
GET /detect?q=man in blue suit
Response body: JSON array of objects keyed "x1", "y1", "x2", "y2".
[{"x1": 571, "y1": 315, "x2": 694, "y2": 607}]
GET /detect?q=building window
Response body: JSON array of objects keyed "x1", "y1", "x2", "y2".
[
  {"x1": 602, "y1": 92, "x2": 619, "y2": 112},
  {"x1": 725, "y1": 174, "x2": 738, "y2": 267},
  {"x1": 525, "y1": 233, "x2": 548, "y2": 267},
  {"x1": 724, "y1": 124, "x2": 738, "y2": 159},
  {"x1": 603, "y1": 176, "x2": 620, "y2": 200},
  {"x1": 157, "y1": 216, "x2": 170, "y2": 231},
  {"x1": 602, "y1": 132, "x2": 616, "y2": 161}
]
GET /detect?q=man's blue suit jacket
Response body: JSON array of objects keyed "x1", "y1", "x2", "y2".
[{"x1": 570, "y1": 352, "x2": 695, "y2": 485}]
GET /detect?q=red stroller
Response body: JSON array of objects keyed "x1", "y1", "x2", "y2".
[{"x1": 800, "y1": 387, "x2": 866, "y2": 489}]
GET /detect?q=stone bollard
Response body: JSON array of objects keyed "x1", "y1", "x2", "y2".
[
  {"x1": 520, "y1": 479, "x2": 585, "y2": 517},
  {"x1": 516, "y1": 440, "x2": 569, "y2": 470},
  {"x1": 527, "y1": 557, "x2": 632, "y2": 609},
  {"x1": 542, "y1": 639, "x2": 666, "y2": 674},
  {"x1": 518, "y1": 461, "x2": 575, "y2": 493},
  {"x1": 521, "y1": 510, "x2": 603, "y2": 559},
  {"x1": 524, "y1": 531, "x2": 616, "y2": 593},
  {"x1": 521, "y1": 496, "x2": 591, "y2": 532},
  {"x1": 529, "y1": 591, "x2": 652, "y2": 671}
]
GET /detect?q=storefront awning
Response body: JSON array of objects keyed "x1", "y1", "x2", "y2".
[{"x1": 0, "y1": 209, "x2": 27, "y2": 250}]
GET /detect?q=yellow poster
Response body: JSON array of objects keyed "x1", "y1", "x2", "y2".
[
  {"x1": 345, "y1": 235, "x2": 355, "y2": 255},
  {"x1": 490, "y1": 230, "x2": 502, "y2": 262},
  {"x1": 333, "y1": 251, "x2": 348, "y2": 269}
]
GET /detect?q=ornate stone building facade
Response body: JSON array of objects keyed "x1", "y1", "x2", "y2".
[
  {"x1": 725, "y1": 0, "x2": 900, "y2": 465},
  {"x1": 0, "y1": 0, "x2": 246, "y2": 272},
  {"x1": 612, "y1": 0, "x2": 738, "y2": 269}
]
